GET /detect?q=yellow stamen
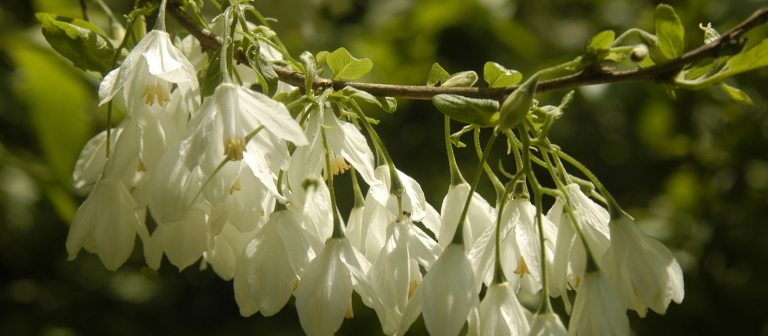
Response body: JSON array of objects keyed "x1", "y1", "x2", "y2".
[
  {"x1": 137, "y1": 159, "x2": 146, "y2": 172},
  {"x1": 408, "y1": 279, "x2": 420, "y2": 300},
  {"x1": 329, "y1": 154, "x2": 350, "y2": 176},
  {"x1": 514, "y1": 256, "x2": 528, "y2": 277},
  {"x1": 229, "y1": 179, "x2": 241, "y2": 195},
  {"x1": 224, "y1": 137, "x2": 246, "y2": 161},
  {"x1": 345, "y1": 300, "x2": 354, "y2": 319},
  {"x1": 142, "y1": 82, "x2": 171, "y2": 106}
]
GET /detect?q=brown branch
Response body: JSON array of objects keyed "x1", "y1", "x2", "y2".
[{"x1": 168, "y1": 2, "x2": 768, "y2": 100}]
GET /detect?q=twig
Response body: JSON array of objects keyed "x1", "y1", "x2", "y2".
[{"x1": 167, "y1": 2, "x2": 768, "y2": 100}]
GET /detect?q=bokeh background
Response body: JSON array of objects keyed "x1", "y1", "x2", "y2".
[{"x1": 2, "y1": 0, "x2": 768, "y2": 335}]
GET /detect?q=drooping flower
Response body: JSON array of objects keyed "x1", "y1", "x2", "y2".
[
  {"x1": 407, "y1": 243, "x2": 478, "y2": 336},
  {"x1": 568, "y1": 271, "x2": 629, "y2": 336},
  {"x1": 294, "y1": 237, "x2": 376, "y2": 336},
  {"x1": 233, "y1": 209, "x2": 320, "y2": 317},
  {"x1": 603, "y1": 213, "x2": 684, "y2": 317},
  {"x1": 369, "y1": 218, "x2": 441, "y2": 335},
  {"x1": 99, "y1": 30, "x2": 198, "y2": 112},
  {"x1": 468, "y1": 282, "x2": 531, "y2": 336},
  {"x1": 438, "y1": 182, "x2": 496, "y2": 249},
  {"x1": 66, "y1": 177, "x2": 143, "y2": 271},
  {"x1": 547, "y1": 184, "x2": 611, "y2": 311}
]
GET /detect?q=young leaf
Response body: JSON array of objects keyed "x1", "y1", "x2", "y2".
[
  {"x1": 432, "y1": 94, "x2": 499, "y2": 127},
  {"x1": 442, "y1": 71, "x2": 478, "y2": 87},
  {"x1": 653, "y1": 4, "x2": 685, "y2": 62},
  {"x1": 483, "y1": 62, "x2": 522, "y2": 88},
  {"x1": 587, "y1": 30, "x2": 615, "y2": 52},
  {"x1": 36, "y1": 13, "x2": 116, "y2": 74},
  {"x1": 720, "y1": 83, "x2": 753, "y2": 105},
  {"x1": 427, "y1": 62, "x2": 450, "y2": 86},
  {"x1": 675, "y1": 39, "x2": 768, "y2": 88},
  {"x1": 326, "y1": 47, "x2": 373, "y2": 80}
]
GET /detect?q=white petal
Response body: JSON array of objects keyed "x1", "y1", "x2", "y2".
[
  {"x1": 155, "y1": 207, "x2": 209, "y2": 270},
  {"x1": 421, "y1": 244, "x2": 478, "y2": 336},
  {"x1": 295, "y1": 239, "x2": 353, "y2": 336},
  {"x1": 237, "y1": 85, "x2": 308, "y2": 145}
]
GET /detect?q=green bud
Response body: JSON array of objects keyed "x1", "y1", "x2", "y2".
[
  {"x1": 498, "y1": 75, "x2": 539, "y2": 129},
  {"x1": 432, "y1": 94, "x2": 499, "y2": 127},
  {"x1": 441, "y1": 71, "x2": 479, "y2": 87}
]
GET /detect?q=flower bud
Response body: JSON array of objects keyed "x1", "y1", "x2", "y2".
[{"x1": 498, "y1": 74, "x2": 539, "y2": 129}]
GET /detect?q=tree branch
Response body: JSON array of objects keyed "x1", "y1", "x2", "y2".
[{"x1": 167, "y1": 2, "x2": 768, "y2": 100}]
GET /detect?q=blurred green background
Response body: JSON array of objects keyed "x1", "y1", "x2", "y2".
[{"x1": 2, "y1": 0, "x2": 768, "y2": 335}]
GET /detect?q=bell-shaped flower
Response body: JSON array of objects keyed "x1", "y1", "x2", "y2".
[
  {"x1": 294, "y1": 237, "x2": 376, "y2": 336},
  {"x1": 357, "y1": 165, "x2": 440, "y2": 260},
  {"x1": 568, "y1": 271, "x2": 629, "y2": 336},
  {"x1": 99, "y1": 30, "x2": 198, "y2": 112},
  {"x1": 547, "y1": 184, "x2": 611, "y2": 311},
  {"x1": 234, "y1": 209, "x2": 320, "y2": 317},
  {"x1": 502, "y1": 198, "x2": 557, "y2": 294},
  {"x1": 66, "y1": 177, "x2": 143, "y2": 271},
  {"x1": 603, "y1": 213, "x2": 684, "y2": 317},
  {"x1": 401, "y1": 243, "x2": 478, "y2": 336},
  {"x1": 203, "y1": 222, "x2": 253, "y2": 280},
  {"x1": 468, "y1": 282, "x2": 531, "y2": 336},
  {"x1": 369, "y1": 218, "x2": 441, "y2": 335},
  {"x1": 287, "y1": 104, "x2": 382, "y2": 197},
  {"x1": 528, "y1": 312, "x2": 568, "y2": 336},
  {"x1": 72, "y1": 128, "x2": 120, "y2": 194},
  {"x1": 438, "y1": 182, "x2": 495, "y2": 249},
  {"x1": 147, "y1": 206, "x2": 210, "y2": 270}
]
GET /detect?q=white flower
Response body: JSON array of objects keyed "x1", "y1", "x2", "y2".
[
  {"x1": 149, "y1": 206, "x2": 209, "y2": 270},
  {"x1": 99, "y1": 30, "x2": 198, "y2": 111},
  {"x1": 370, "y1": 219, "x2": 441, "y2": 335},
  {"x1": 547, "y1": 184, "x2": 611, "y2": 311},
  {"x1": 603, "y1": 214, "x2": 684, "y2": 317},
  {"x1": 528, "y1": 312, "x2": 568, "y2": 336},
  {"x1": 234, "y1": 209, "x2": 320, "y2": 316},
  {"x1": 356, "y1": 165, "x2": 440, "y2": 260},
  {"x1": 468, "y1": 282, "x2": 531, "y2": 336},
  {"x1": 414, "y1": 243, "x2": 478, "y2": 336},
  {"x1": 502, "y1": 198, "x2": 557, "y2": 295},
  {"x1": 294, "y1": 237, "x2": 376, "y2": 336},
  {"x1": 568, "y1": 271, "x2": 628, "y2": 336},
  {"x1": 438, "y1": 182, "x2": 496, "y2": 249},
  {"x1": 66, "y1": 178, "x2": 143, "y2": 271}
]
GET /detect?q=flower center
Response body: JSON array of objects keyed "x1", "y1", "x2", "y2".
[
  {"x1": 142, "y1": 79, "x2": 171, "y2": 106},
  {"x1": 329, "y1": 153, "x2": 350, "y2": 176},
  {"x1": 224, "y1": 137, "x2": 246, "y2": 161}
]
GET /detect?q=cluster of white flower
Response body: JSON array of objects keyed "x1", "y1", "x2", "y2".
[{"x1": 66, "y1": 4, "x2": 684, "y2": 336}]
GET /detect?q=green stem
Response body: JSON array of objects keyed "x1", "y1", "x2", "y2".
[
  {"x1": 350, "y1": 168, "x2": 365, "y2": 209},
  {"x1": 348, "y1": 101, "x2": 405, "y2": 216},
  {"x1": 445, "y1": 116, "x2": 465, "y2": 186},
  {"x1": 154, "y1": 0, "x2": 168, "y2": 31},
  {"x1": 518, "y1": 125, "x2": 554, "y2": 313},
  {"x1": 321, "y1": 127, "x2": 344, "y2": 238},
  {"x1": 452, "y1": 129, "x2": 499, "y2": 245},
  {"x1": 474, "y1": 127, "x2": 504, "y2": 201}
]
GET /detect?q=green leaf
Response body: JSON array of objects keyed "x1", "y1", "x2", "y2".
[
  {"x1": 337, "y1": 86, "x2": 397, "y2": 113},
  {"x1": 442, "y1": 71, "x2": 478, "y2": 88},
  {"x1": 300, "y1": 51, "x2": 317, "y2": 94},
  {"x1": 432, "y1": 94, "x2": 499, "y2": 127},
  {"x1": 719, "y1": 83, "x2": 753, "y2": 105},
  {"x1": 427, "y1": 62, "x2": 450, "y2": 86},
  {"x1": 587, "y1": 30, "x2": 615, "y2": 52},
  {"x1": 483, "y1": 62, "x2": 522, "y2": 88},
  {"x1": 326, "y1": 47, "x2": 373, "y2": 80},
  {"x1": 36, "y1": 12, "x2": 115, "y2": 74},
  {"x1": 675, "y1": 39, "x2": 768, "y2": 88},
  {"x1": 653, "y1": 4, "x2": 685, "y2": 62}
]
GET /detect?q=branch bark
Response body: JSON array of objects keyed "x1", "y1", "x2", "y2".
[{"x1": 167, "y1": 2, "x2": 768, "y2": 100}]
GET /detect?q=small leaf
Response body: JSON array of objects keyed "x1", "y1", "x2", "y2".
[
  {"x1": 300, "y1": 51, "x2": 317, "y2": 95},
  {"x1": 427, "y1": 63, "x2": 450, "y2": 86},
  {"x1": 337, "y1": 86, "x2": 397, "y2": 113},
  {"x1": 442, "y1": 71, "x2": 478, "y2": 88},
  {"x1": 720, "y1": 83, "x2": 753, "y2": 105},
  {"x1": 587, "y1": 30, "x2": 615, "y2": 52},
  {"x1": 432, "y1": 94, "x2": 499, "y2": 127},
  {"x1": 653, "y1": 4, "x2": 685, "y2": 62},
  {"x1": 36, "y1": 12, "x2": 115, "y2": 74},
  {"x1": 483, "y1": 62, "x2": 522, "y2": 88},
  {"x1": 675, "y1": 39, "x2": 768, "y2": 88},
  {"x1": 326, "y1": 47, "x2": 373, "y2": 80}
]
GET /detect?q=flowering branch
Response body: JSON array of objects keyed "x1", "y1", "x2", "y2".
[{"x1": 167, "y1": 1, "x2": 768, "y2": 100}]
